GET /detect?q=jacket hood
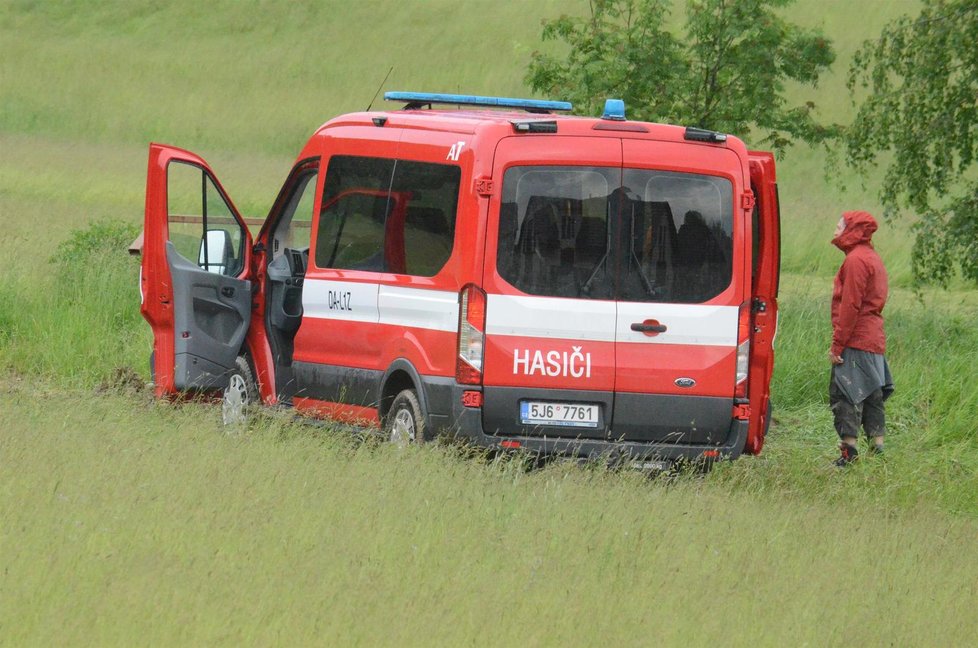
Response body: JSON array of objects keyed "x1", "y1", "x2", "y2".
[{"x1": 832, "y1": 210, "x2": 878, "y2": 251}]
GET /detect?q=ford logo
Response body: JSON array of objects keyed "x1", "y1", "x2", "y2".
[{"x1": 674, "y1": 377, "x2": 696, "y2": 388}]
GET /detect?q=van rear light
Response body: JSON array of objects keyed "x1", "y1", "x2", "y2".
[
  {"x1": 456, "y1": 284, "x2": 487, "y2": 385},
  {"x1": 735, "y1": 339, "x2": 750, "y2": 388},
  {"x1": 735, "y1": 301, "x2": 751, "y2": 398}
]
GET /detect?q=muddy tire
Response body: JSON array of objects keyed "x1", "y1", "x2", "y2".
[
  {"x1": 222, "y1": 356, "x2": 258, "y2": 426},
  {"x1": 384, "y1": 389, "x2": 429, "y2": 447}
]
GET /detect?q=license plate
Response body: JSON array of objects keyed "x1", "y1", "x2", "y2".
[
  {"x1": 520, "y1": 401, "x2": 599, "y2": 428},
  {"x1": 628, "y1": 459, "x2": 673, "y2": 472}
]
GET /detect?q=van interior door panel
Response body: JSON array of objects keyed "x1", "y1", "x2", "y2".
[{"x1": 167, "y1": 243, "x2": 251, "y2": 390}]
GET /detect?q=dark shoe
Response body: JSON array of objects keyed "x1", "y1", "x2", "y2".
[
  {"x1": 867, "y1": 444, "x2": 884, "y2": 457},
  {"x1": 834, "y1": 443, "x2": 859, "y2": 467}
]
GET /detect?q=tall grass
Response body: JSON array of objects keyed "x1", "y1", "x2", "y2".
[
  {"x1": 0, "y1": 218, "x2": 147, "y2": 386},
  {"x1": 0, "y1": 1, "x2": 918, "y2": 155},
  {"x1": 3, "y1": 230, "x2": 975, "y2": 517},
  {"x1": 2, "y1": 385, "x2": 976, "y2": 646}
]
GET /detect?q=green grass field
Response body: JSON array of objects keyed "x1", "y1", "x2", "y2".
[
  {"x1": 2, "y1": 0, "x2": 976, "y2": 645},
  {"x1": 3, "y1": 381, "x2": 977, "y2": 646}
]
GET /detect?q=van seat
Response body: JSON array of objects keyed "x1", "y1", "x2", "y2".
[
  {"x1": 576, "y1": 216, "x2": 607, "y2": 263},
  {"x1": 515, "y1": 196, "x2": 560, "y2": 293}
]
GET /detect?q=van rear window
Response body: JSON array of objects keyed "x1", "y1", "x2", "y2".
[
  {"x1": 497, "y1": 166, "x2": 733, "y2": 303},
  {"x1": 314, "y1": 156, "x2": 460, "y2": 276}
]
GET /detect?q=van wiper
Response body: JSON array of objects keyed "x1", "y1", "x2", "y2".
[
  {"x1": 629, "y1": 247, "x2": 657, "y2": 297},
  {"x1": 582, "y1": 251, "x2": 607, "y2": 297}
]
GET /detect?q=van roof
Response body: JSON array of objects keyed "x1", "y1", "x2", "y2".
[
  {"x1": 310, "y1": 92, "x2": 745, "y2": 151},
  {"x1": 314, "y1": 107, "x2": 738, "y2": 144}
]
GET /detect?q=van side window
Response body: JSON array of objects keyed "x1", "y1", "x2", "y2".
[
  {"x1": 314, "y1": 156, "x2": 460, "y2": 276},
  {"x1": 391, "y1": 160, "x2": 460, "y2": 276},
  {"x1": 166, "y1": 160, "x2": 244, "y2": 276},
  {"x1": 497, "y1": 166, "x2": 733, "y2": 303}
]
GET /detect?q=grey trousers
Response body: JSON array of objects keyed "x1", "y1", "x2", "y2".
[{"x1": 829, "y1": 378, "x2": 886, "y2": 439}]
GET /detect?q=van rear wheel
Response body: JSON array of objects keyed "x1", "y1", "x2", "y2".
[
  {"x1": 385, "y1": 389, "x2": 428, "y2": 447},
  {"x1": 222, "y1": 356, "x2": 257, "y2": 426}
]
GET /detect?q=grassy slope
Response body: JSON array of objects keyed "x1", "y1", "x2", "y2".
[
  {"x1": 3, "y1": 382, "x2": 977, "y2": 646},
  {"x1": 0, "y1": 0, "x2": 921, "y2": 273},
  {"x1": 0, "y1": 0, "x2": 574, "y2": 157},
  {"x1": 2, "y1": 0, "x2": 977, "y2": 643}
]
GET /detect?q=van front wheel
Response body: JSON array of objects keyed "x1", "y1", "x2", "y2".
[
  {"x1": 222, "y1": 356, "x2": 257, "y2": 426},
  {"x1": 385, "y1": 389, "x2": 428, "y2": 447}
]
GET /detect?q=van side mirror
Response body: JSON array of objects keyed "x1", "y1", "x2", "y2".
[{"x1": 199, "y1": 228, "x2": 232, "y2": 274}]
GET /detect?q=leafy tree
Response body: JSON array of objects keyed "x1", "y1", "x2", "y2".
[
  {"x1": 845, "y1": 0, "x2": 978, "y2": 286},
  {"x1": 525, "y1": 0, "x2": 837, "y2": 154}
]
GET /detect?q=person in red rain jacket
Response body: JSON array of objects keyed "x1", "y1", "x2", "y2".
[{"x1": 829, "y1": 210, "x2": 894, "y2": 466}]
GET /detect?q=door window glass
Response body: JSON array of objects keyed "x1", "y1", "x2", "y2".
[
  {"x1": 497, "y1": 166, "x2": 617, "y2": 299},
  {"x1": 167, "y1": 160, "x2": 244, "y2": 276},
  {"x1": 316, "y1": 191, "x2": 392, "y2": 270},
  {"x1": 390, "y1": 160, "x2": 460, "y2": 276},
  {"x1": 271, "y1": 164, "x2": 318, "y2": 260},
  {"x1": 622, "y1": 169, "x2": 733, "y2": 303},
  {"x1": 314, "y1": 156, "x2": 460, "y2": 276},
  {"x1": 315, "y1": 156, "x2": 396, "y2": 271}
]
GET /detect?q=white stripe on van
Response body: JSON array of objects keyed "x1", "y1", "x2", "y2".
[
  {"x1": 377, "y1": 285, "x2": 458, "y2": 332},
  {"x1": 304, "y1": 281, "x2": 737, "y2": 346},
  {"x1": 486, "y1": 294, "x2": 618, "y2": 342},
  {"x1": 303, "y1": 279, "x2": 458, "y2": 331},
  {"x1": 616, "y1": 302, "x2": 738, "y2": 347},
  {"x1": 303, "y1": 279, "x2": 380, "y2": 324},
  {"x1": 487, "y1": 294, "x2": 738, "y2": 346}
]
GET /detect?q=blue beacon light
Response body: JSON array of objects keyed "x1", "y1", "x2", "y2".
[{"x1": 602, "y1": 99, "x2": 626, "y2": 121}]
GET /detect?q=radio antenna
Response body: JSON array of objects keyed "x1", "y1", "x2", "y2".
[{"x1": 366, "y1": 66, "x2": 394, "y2": 111}]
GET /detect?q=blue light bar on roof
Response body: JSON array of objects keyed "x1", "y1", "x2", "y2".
[{"x1": 384, "y1": 91, "x2": 572, "y2": 112}]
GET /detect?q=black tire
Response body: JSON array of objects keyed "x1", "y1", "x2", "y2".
[
  {"x1": 222, "y1": 356, "x2": 258, "y2": 426},
  {"x1": 384, "y1": 389, "x2": 429, "y2": 447}
]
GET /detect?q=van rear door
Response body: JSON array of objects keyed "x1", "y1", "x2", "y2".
[
  {"x1": 613, "y1": 140, "x2": 745, "y2": 444},
  {"x1": 744, "y1": 151, "x2": 780, "y2": 453},
  {"x1": 481, "y1": 136, "x2": 621, "y2": 439},
  {"x1": 140, "y1": 144, "x2": 253, "y2": 398}
]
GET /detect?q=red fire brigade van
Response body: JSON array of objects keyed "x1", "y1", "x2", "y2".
[{"x1": 140, "y1": 92, "x2": 780, "y2": 466}]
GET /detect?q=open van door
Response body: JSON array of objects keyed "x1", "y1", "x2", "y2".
[
  {"x1": 140, "y1": 144, "x2": 253, "y2": 398},
  {"x1": 745, "y1": 152, "x2": 780, "y2": 453}
]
